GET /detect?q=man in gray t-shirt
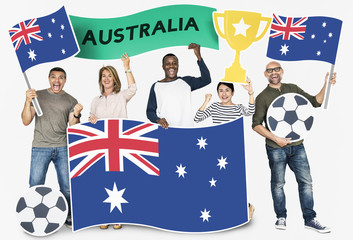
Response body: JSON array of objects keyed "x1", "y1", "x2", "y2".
[{"x1": 21, "y1": 67, "x2": 83, "y2": 227}]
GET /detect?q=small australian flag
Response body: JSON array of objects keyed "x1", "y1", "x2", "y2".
[
  {"x1": 267, "y1": 14, "x2": 342, "y2": 64},
  {"x1": 9, "y1": 6, "x2": 79, "y2": 72}
]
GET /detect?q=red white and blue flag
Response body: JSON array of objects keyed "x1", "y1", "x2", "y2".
[
  {"x1": 68, "y1": 119, "x2": 159, "y2": 178},
  {"x1": 267, "y1": 14, "x2": 342, "y2": 64},
  {"x1": 68, "y1": 118, "x2": 249, "y2": 232},
  {"x1": 9, "y1": 6, "x2": 79, "y2": 72}
]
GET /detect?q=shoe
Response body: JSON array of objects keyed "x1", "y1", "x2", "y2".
[
  {"x1": 113, "y1": 224, "x2": 122, "y2": 229},
  {"x1": 100, "y1": 225, "x2": 109, "y2": 229},
  {"x1": 275, "y1": 217, "x2": 286, "y2": 230},
  {"x1": 305, "y1": 218, "x2": 331, "y2": 233},
  {"x1": 248, "y1": 203, "x2": 255, "y2": 220},
  {"x1": 65, "y1": 216, "x2": 72, "y2": 229}
]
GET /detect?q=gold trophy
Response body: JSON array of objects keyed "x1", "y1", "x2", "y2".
[{"x1": 214, "y1": 11, "x2": 271, "y2": 84}]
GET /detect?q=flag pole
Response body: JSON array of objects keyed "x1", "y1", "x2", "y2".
[
  {"x1": 323, "y1": 64, "x2": 335, "y2": 109},
  {"x1": 23, "y1": 71, "x2": 43, "y2": 117}
]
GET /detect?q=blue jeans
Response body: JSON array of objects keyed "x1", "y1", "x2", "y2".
[
  {"x1": 266, "y1": 144, "x2": 316, "y2": 222},
  {"x1": 30, "y1": 146, "x2": 71, "y2": 216}
]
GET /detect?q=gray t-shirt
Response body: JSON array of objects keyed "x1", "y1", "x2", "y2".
[{"x1": 32, "y1": 89, "x2": 78, "y2": 148}]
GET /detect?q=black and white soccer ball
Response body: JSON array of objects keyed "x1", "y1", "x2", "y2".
[
  {"x1": 267, "y1": 93, "x2": 314, "y2": 142},
  {"x1": 16, "y1": 185, "x2": 68, "y2": 236}
]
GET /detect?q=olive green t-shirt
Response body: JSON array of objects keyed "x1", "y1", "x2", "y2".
[
  {"x1": 32, "y1": 89, "x2": 78, "y2": 147},
  {"x1": 252, "y1": 83, "x2": 321, "y2": 148}
]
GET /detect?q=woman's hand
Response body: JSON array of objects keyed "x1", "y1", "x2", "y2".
[
  {"x1": 89, "y1": 115, "x2": 98, "y2": 124},
  {"x1": 121, "y1": 53, "x2": 130, "y2": 70}
]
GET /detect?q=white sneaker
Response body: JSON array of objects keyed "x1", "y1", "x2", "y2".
[{"x1": 275, "y1": 217, "x2": 286, "y2": 230}]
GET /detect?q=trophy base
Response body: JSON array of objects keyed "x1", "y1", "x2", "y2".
[{"x1": 221, "y1": 66, "x2": 247, "y2": 84}]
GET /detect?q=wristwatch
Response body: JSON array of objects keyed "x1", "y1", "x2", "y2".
[{"x1": 74, "y1": 113, "x2": 81, "y2": 119}]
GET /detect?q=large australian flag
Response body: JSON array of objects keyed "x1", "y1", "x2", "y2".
[
  {"x1": 9, "y1": 6, "x2": 79, "y2": 72},
  {"x1": 267, "y1": 14, "x2": 342, "y2": 64},
  {"x1": 68, "y1": 118, "x2": 249, "y2": 232}
]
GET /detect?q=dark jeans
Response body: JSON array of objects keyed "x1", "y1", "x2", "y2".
[{"x1": 266, "y1": 144, "x2": 316, "y2": 222}]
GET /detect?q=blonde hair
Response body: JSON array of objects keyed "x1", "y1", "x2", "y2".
[{"x1": 98, "y1": 65, "x2": 121, "y2": 94}]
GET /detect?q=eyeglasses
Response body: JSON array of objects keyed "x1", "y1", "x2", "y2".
[{"x1": 265, "y1": 67, "x2": 281, "y2": 73}]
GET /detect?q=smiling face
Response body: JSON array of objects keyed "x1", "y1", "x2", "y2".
[
  {"x1": 217, "y1": 83, "x2": 234, "y2": 105},
  {"x1": 98, "y1": 66, "x2": 121, "y2": 95},
  {"x1": 101, "y1": 69, "x2": 115, "y2": 91},
  {"x1": 264, "y1": 61, "x2": 284, "y2": 86},
  {"x1": 162, "y1": 55, "x2": 179, "y2": 81},
  {"x1": 48, "y1": 70, "x2": 66, "y2": 94}
]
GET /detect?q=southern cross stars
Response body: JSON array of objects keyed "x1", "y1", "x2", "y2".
[
  {"x1": 200, "y1": 208, "x2": 211, "y2": 222},
  {"x1": 196, "y1": 136, "x2": 208, "y2": 150},
  {"x1": 209, "y1": 178, "x2": 217, "y2": 187},
  {"x1": 103, "y1": 182, "x2": 128, "y2": 213},
  {"x1": 217, "y1": 156, "x2": 228, "y2": 170},
  {"x1": 176, "y1": 164, "x2": 187, "y2": 178}
]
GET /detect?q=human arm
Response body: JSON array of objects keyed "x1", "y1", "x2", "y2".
[
  {"x1": 252, "y1": 94, "x2": 290, "y2": 147},
  {"x1": 146, "y1": 83, "x2": 169, "y2": 129},
  {"x1": 188, "y1": 43, "x2": 202, "y2": 62},
  {"x1": 242, "y1": 76, "x2": 255, "y2": 104},
  {"x1": 315, "y1": 72, "x2": 337, "y2": 104},
  {"x1": 156, "y1": 118, "x2": 169, "y2": 129},
  {"x1": 88, "y1": 115, "x2": 98, "y2": 124},
  {"x1": 199, "y1": 94, "x2": 212, "y2": 111},
  {"x1": 69, "y1": 103, "x2": 83, "y2": 126},
  {"x1": 21, "y1": 89, "x2": 37, "y2": 126},
  {"x1": 194, "y1": 95, "x2": 213, "y2": 123},
  {"x1": 121, "y1": 53, "x2": 137, "y2": 102},
  {"x1": 253, "y1": 124, "x2": 291, "y2": 147},
  {"x1": 121, "y1": 53, "x2": 135, "y2": 85}
]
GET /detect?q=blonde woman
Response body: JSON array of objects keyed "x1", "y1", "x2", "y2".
[{"x1": 89, "y1": 53, "x2": 136, "y2": 229}]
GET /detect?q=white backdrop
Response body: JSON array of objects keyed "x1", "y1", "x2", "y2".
[{"x1": 1, "y1": 0, "x2": 351, "y2": 239}]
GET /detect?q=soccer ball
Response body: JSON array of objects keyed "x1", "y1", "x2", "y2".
[
  {"x1": 266, "y1": 93, "x2": 314, "y2": 142},
  {"x1": 16, "y1": 185, "x2": 68, "y2": 236}
]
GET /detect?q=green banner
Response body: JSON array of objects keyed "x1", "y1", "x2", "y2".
[{"x1": 70, "y1": 5, "x2": 218, "y2": 59}]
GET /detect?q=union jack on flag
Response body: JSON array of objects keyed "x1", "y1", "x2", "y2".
[
  {"x1": 9, "y1": 6, "x2": 79, "y2": 72},
  {"x1": 68, "y1": 118, "x2": 249, "y2": 232},
  {"x1": 68, "y1": 119, "x2": 159, "y2": 178},
  {"x1": 270, "y1": 14, "x2": 307, "y2": 40},
  {"x1": 9, "y1": 18, "x2": 43, "y2": 51},
  {"x1": 267, "y1": 14, "x2": 342, "y2": 64}
]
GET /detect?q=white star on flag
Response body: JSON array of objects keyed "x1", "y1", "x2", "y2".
[
  {"x1": 176, "y1": 164, "x2": 187, "y2": 178},
  {"x1": 27, "y1": 49, "x2": 37, "y2": 61},
  {"x1": 233, "y1": 18, "x2": 251, "y2": 37},
  {"x1": 103, "y1": 182, "x2": 128, "y2": 213},
  {"x1": 209, "y1": 178, "x2": 217, "y2": 187},
  {"x1": 197, "y1": 136, "x2": 208, "y2": 150},
  {"x1": 280, "y1": 44, "x2": 289, "y2": 55},
  {"x1": 200, "y1": 208, "x2": 211, "y2": 222},
  {"x1": 217, "y1": 156, "x2": 228, "y2": 170}
]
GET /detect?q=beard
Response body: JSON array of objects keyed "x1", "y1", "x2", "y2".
[{"x1": 267, "y1": 73, "x2": 282, "y2": 85}]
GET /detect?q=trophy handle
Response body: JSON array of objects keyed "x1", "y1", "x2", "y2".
[
  {"x1": 254, "y1": 17, "x2": 272, "y2": 42},
  {"x1": 213, "y1": 12, "x2": 226, "y2": 39}
]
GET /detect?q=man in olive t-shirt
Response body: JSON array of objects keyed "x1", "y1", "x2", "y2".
[
  {"x1": 21, "y1": 67, "x2": 83, "y2": 227},
  {"x1": 252, "y1": 61, "x2": 336, "y2": 233}
]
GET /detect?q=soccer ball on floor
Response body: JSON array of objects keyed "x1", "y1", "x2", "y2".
[
  {"x1": 266, "y1": 93, "x2": 314, "y2": 142},
  {"x1": 16, "y1": 185, "x2": 68, "y2": 236}
]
